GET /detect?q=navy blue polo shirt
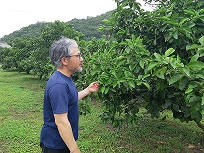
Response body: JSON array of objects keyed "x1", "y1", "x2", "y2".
[{"x1": 40, "y1": 71, "x2": 79, "y2": 149}]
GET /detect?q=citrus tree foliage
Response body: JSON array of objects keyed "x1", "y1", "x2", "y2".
[
  {"x1": 84, "y1": 0, "x2": 204, "y2": 129},
  {"x1": 85, "y1": 36, "x2": 204, "y2": 128},
  {"x1": 109, "y1": 0, "x2": 204, "y2": 59}
]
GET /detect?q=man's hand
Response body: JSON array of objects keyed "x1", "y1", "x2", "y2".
[
  {"x1": 78, "y1": 81, "x2": 99, "y2": 100},
  {"x1": 88, "y1": 81, "x2": 99, "y2": 93}
]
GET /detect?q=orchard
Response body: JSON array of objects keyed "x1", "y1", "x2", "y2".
[{"x1": 0, "y1": 0, "x2": 204, "y2": 144}]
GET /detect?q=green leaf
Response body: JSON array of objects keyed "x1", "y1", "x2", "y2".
[
  {"x1": 90, "y1": 70, "x2": 97, "y2": 76},
  {"x1": 166, "y1": 20, "x2": 179, "y2": 27},
  {"x1": 199, "y1": 36, "x2": 204, "y2": 46},
  {"x1": 177, "y1": 55, "x2": 181, "y2": 63},
  {"x1": 178, "y1": 76, "x2": 188, "y2": 90},
  {"x1": 154, "y1": 53, "x2": 162, "y2": 62},
  {"x1": 128, "y1": 81, "x2": 135, "y2": 88},
  {"x1": 189, "y1": 96, "x2": 200, "y2": 103},
  {"x1": 124, "y1": 71, "x2": 132, "y2": 77},
  {"x1": 164, "y1": 33, "x2": 172, "y2": 42},
  {"x1": 187, "y1": 61, "x2": 204, "y2": 69},
  {"x1": 154, "y1": 67, "x2": 167, "y2": 79},
  {"x1": 185, "y1": 88, "x2": 193, "y2": 94},
  {"x1": 153, "y1": 39, "x2": 157, "y2": 45},
  {"x1": 100, "y1": 86, "x2": 105, "y2": 93},
  {"x1": 141, "y1": 74, "x2": 150, "y2": 80},
  {"x1": 190, "y1": 54, "x2": 199, "y2": 62},
  {"x1": 168, "y1": 73, "x2": 184, "y2": 85},
  {"x1": 199, "y1": 9, "x2": 204, "y2": 14},
  {"x1": 196, "y1": 72, "x2": 204, "y2": 79},
  {"x1": 169, "y1": 58, "x2": 177, "y2": 69},
  {"x1": 112, "y1": 81, "x2": 118, "y2": 88},
  {"x1": 188, "y1": 81, "x2": 201, "y2": 89},
  {"x1": 179, "y1": 18, "x2": 190, "y2": 25},
  {"x1": 201, "y1": 109, "x2": 204, "y2": 115},
  {"x1": 198, "y1": 48, "x2": 204, "y2": 57},
  {"x1": 190, "y1": 104, "x2": 200, "y2": 113},
  {"x1": 143, "y1": 82, "x2": 150, "y2": 90},
  {"x1": 148, "y1": 61, "x2": 158, "y2": 71},
  {"x1": 161, "y1": 16, "x2": 170, "y2": 21},
  {"x1": 129, "y1": 65, "x2": 136, "y2": 71},
  {"x1": 201, "y1": 94, "x2": 204, "y2": 105},
  {"x1": 186, "y1": 44, "x2": 200, "y2": 50},
  {"x1": 160, "y1": 25, "x2": 167, "y2": 32},
  {"x1": 165, "y1": 48, "x2": 175, "y2": 57},
  {"x1": 113, "y1": 79, "x2": 126, "y2": 88},
  {"x1": 139, "y1": 60, "x2": 145, "y2": 69},
  {"x1": 117, "y1": 55, "x2": 125, "y2": 60},
  {"x1": 104, "y1": 87, "x2": 109, "y2": 94},
  {"x1": 182, "y1": 67, "x2": 190, "y2": 76},
  {"x1": 173, "y1": 30, "x2": 178, "y2": 39}
]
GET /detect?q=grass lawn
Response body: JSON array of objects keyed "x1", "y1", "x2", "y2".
[{"x1": 0, "y1": 68, "x2": 204, "y2": 153}]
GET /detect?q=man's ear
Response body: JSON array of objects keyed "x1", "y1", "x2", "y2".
[{"x1": 61, "y1": 57, "x2": 69, "y2": 66}]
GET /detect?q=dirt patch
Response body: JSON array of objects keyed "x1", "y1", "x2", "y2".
[
  {"x1": 187, "y1": 144, "x2": 204, "y2": 153},
  {"x1": 0, "y1": 140, "x2": 8, "y2": 153}
]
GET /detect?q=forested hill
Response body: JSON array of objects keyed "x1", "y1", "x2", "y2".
[
  {"x1": 68, "y1": 10, "x2": 113, "y2": 40},
  {"x1": 0, "y1": 10, "x2": 113, "y2": 44},
  {"x1": 0, "y1": 22, "x2": 51, "y2": 43}
]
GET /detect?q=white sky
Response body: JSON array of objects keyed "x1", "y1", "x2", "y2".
[{"x1": 0, "y1": 0, "x2": 152, "y2": 38}]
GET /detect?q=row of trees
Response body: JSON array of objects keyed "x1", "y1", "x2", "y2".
[
  {"x1": 0, "y1": 0, "x2": 204, "y2": 141},
  {"x1": 0, "y1": 21, "x2": 85, "y2": 79}
]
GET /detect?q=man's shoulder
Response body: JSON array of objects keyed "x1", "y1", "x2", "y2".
[{"x1": 47, "y1": 72, "x2": 74, "y2": 89}]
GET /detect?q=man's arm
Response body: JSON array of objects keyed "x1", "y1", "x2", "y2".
[
  {"x1": 78, "y1": 81, "x2": 99, "y2": 100},
  {"x1": 54, "y1": 113, "x2": 81, "y2": 153}
]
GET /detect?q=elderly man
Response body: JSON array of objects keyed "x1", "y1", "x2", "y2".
[{"x1": 40, "y1": 36, "x2": 99, "y2": 153}]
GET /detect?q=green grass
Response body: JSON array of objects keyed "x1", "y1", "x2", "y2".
[
  {"x1": 0, "y1": 68, "x2": 204, "y2": 153},
  {"x1": 0, "y1": 69, "x2": 44, "y2": 153}
]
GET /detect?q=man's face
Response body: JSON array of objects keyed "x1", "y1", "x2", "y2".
[{"x1": 67, "y1": 47, "x2": 83, "y2": 73}]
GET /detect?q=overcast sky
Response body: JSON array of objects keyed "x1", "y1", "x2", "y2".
[{"x1": 0, "y1": 0, "x2": 152, "y2": 38}]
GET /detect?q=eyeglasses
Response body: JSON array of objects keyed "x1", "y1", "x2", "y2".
[{"x1": 65, "y1": 53, "x2": 82, "y2": 59}]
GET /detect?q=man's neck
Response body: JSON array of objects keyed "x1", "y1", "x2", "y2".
[{"x1": 57, "y1": 67, "x2": 72, "y2": 77}]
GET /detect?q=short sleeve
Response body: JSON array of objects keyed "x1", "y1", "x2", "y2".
[{"x1": 48, "y1": 83, "x2": 70, "y2": 114}]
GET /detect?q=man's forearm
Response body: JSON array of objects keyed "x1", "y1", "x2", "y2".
[
  {"x1": 78, "y1": 87, "x2": 90, "y2": 100},
  {"x1": 54, "y1": 112, "x2": 81, "y2": 153},
  {"x1": 56, "y1": 119, "x2": 80, "y2": 152}
]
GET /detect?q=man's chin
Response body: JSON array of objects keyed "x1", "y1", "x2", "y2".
[
  {"x1": 68, "y1": 66, "x2": 82, "y2": 73},
  {"x1": 76, "y1": 67, "x2": 82, "y2": 73}
]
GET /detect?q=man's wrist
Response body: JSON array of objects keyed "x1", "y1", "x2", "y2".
[{"x1": 86, "y1": 87, "x2": 91, "y2": 94}]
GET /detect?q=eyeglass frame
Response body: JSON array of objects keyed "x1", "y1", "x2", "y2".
[{"x1": 65, "y1": 53, "x2": 82, "y2": 59}]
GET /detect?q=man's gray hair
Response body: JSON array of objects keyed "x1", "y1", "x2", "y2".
[{"x1": 49, "y1": 36, "x2": 78, "y2": 67}]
